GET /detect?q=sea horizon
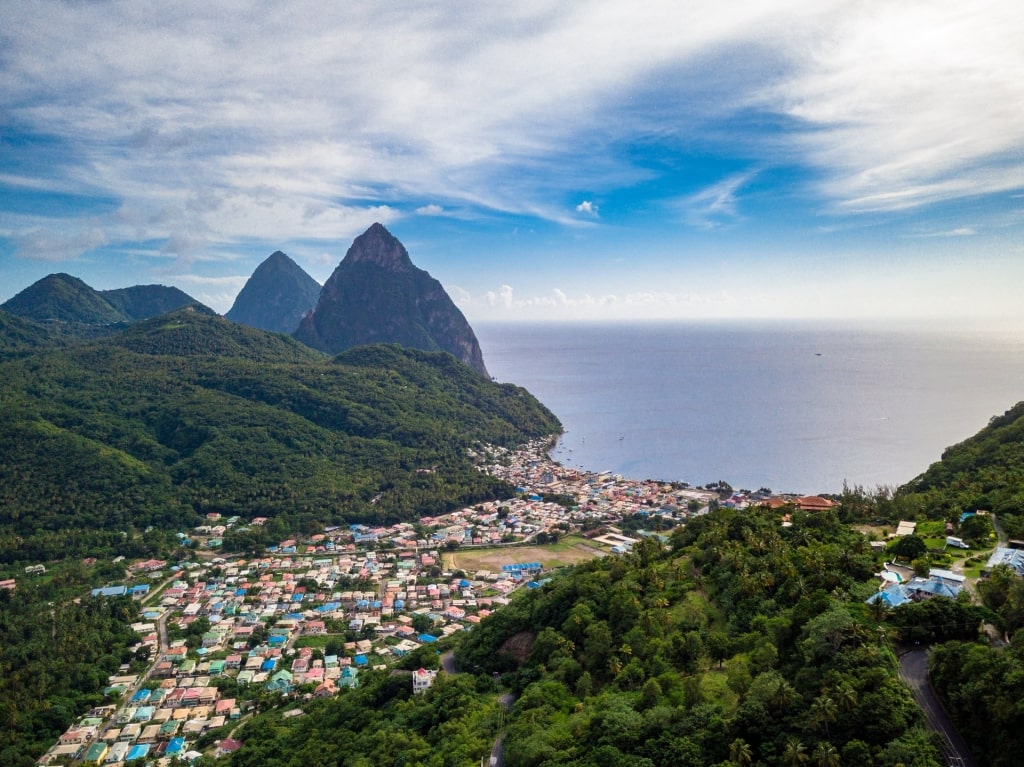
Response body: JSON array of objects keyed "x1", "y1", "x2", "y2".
[{"x1": 474, "y1": 319, "x2": 1024, "y2": 496}]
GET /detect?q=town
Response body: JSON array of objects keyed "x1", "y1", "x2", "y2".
[{"x1": 35, "y1": 441, "x2": 878, "y2": 767}]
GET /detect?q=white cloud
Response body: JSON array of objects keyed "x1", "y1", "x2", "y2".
[
  {"x1": 0, "y1": 0, "x2": 1021, "y2": 283},
  {"x1": 766, "y1": 0, "x2": 1024, "y2": 212},
  {"x1": 12, "y1": 226, "x2": 108, "y2": 262},
  {"x1": 678, "y1": 171, "x2": 756, "y2": 228},
  {"x1": 462, "y1": 283, "x2": 745, "y2": 320}
]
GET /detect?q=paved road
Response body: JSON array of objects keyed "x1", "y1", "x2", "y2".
[{"x1": 899, "y1": 650, "x2": 976, "y2": 767}]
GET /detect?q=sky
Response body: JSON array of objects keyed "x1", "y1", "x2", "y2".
[{"x1": 1, "y1": 0, "x2": 1023, "y2": 325}]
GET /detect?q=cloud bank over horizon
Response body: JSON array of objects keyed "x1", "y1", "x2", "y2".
[{"x1": 1, "y1": 0, "x2": 1022, "y2": 323}]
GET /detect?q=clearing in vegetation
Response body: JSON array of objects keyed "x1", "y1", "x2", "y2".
[{"x1": 442, "y1": 535, "x2": 605, "y2": 572}]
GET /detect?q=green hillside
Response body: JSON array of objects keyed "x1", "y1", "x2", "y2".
[
  {"x1": 0, "y1": 308, "x2": 560, "y2": 564},
  {"x1": 898, "y1": 401, "x2": 1024, "y2": 538},
  {"x1": 0, "y1": 273, "x2": 126, "y2": 325},
  {"x1": 100, "y1": 283, "x2": 207, "y2": 320},
  {"x1": 0, "y1": 309, "x2": 65, "y2": 360}
]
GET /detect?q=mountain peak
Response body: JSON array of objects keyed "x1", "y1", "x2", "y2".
[
  {"x1": 341, "y1": 223, "x2": 414, "y2": 271},
  {"x1": 226, "y1": 251, "x2": 321, "y2": 335},
  {"x1": 2, "y1": 273, "x2": 126, "y2": 324},
  {"x1": 294, "y1": 225, "x2": 488, "y2": 376}
]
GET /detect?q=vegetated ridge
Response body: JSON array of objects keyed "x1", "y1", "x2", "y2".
[
  {"x1": 1, "y1": 272, "x2": 206, "y2": 329},
  {"x1": 897, "y1": 400, "x2": 1024, "y2": 539},
  {"x1": 294, "y1": 223, "x2": 489, "y2": 376},
  {"x1": 225, "y1": 250, "x2": 322, "y2": 334},
  {"x1": 0, "y1": 307, "x2": 560, "y2": 565}
]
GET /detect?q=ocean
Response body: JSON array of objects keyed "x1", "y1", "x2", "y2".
[{"x1": 474, "y1": 321, "x2": 1024, "y2": 495}]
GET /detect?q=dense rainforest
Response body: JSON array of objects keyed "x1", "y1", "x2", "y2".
[
  {"x1": 0, "y1": 585, "x2": 143, "y2": 767},
  {"x1": 0, "y1": 307, "x2": 560, "y2": 566}
]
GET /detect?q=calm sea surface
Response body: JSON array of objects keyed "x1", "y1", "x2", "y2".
[{"x1": 474, "y1": 321, "x2": 1024, "y2": 495}]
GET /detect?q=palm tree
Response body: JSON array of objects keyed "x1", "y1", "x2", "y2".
[
  {"x1": 729, "y1": 737, "x2": 753, "y2": 766},
  {"x1": 835, "y1": 683, "x2": 858, "y2": 715},
  {"x1": 770, "y1": 678, "x2": 798, "y2": 713},
  {"x1": 783, "y1": 738, "x2": 808, "y2": 767},
  {"x1": 809, "y1": 694, "x2": 838, "y2": 740},
  {"x1": 812, "y1": 741, "x2": 840, "y2": 767}
]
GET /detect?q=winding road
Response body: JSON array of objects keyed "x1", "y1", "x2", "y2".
[{"x1": 898, "y1": 649, "x2": 976, "y2": 767}]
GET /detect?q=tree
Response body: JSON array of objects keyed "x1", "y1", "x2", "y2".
[
  {"x1": 959, "y1": 514, "x2": 991, "y2": 544},
  {"x1": 809, "y1": 695, "x2": 838, "y2": 740},
  {"x1": 729, "y1": 738, "x2": 753, "y2": 766},
  {"x1": 812, "y1": 741, "x2": 840, "y2": 767},
  {"x1": 705, "y1": 631, "x2": 731, "y2": 669},
  {"x1": 783, "y1": 738, "x2": 808, "y2": 767},
  {"x1": 639, "y1": 678, "x2": 662, "y2": 710},
  {"x1": 890, "y1": 535, "x2": 927, "y2": 563}
]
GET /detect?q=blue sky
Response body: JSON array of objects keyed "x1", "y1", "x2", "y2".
[{"x1": 1, "y1": 0, "x2": 1022, "y2": 325}]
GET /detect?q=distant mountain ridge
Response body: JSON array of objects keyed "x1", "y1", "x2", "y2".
[
  {"x1": 294, "y1": 223, "x2": 489, "y2": 376},
  {"x1": 2, "y1": 273, "x2": 127, "y2": 324},
  {"x1": 1, "y1": 273, "x2": 207, "y2": 328},
  {"x1": 102, "y1": 284, "x2": 202, "y2": 321},
  {"x1": 225, "y1": 250, "x2": 321, "y2": 334}
]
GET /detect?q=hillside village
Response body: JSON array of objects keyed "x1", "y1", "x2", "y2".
[{"x1": 34, "y1": 441, "x2": 937, "y2": 767}]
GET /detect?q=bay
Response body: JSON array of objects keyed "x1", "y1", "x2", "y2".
[{"x1": 474, "y1": 321, "x2": 1024, "y2": 495}]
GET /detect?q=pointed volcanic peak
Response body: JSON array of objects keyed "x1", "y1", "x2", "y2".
[
  {"x1": 294, "y1": 224, "x2": 489, "y2": 377},
  {"x1": 101, "y1": 284, "x2": 207, "y2": 321},
  {"x1": 226, "y1": 251, "x2": 322, "y2": 334},
  {"x1": 2, "y1": 273, "x2": 126, "y2": 325}
]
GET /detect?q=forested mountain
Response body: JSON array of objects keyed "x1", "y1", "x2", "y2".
[
  {"x1": 226, "y1": 250, "x2": 322, "y2": 334},
  {"x1": 1, "y1": 273, "x2": 207, "y2": 333},
  {"x1": 1, "y1": 273, "x2": 127, "y2": 324},
  {"x1": 0, "y1": 307, "x2": 559, "y2": 565},
  {"x1": 100, "y1": 283, "x2": 203, "y2": 320},
  {"x1": 294, "y1": 223, "x2": 489, "y2": 376},
  {"x1": 897, "y1": 401, "x2": 1024, "y2": 538}
]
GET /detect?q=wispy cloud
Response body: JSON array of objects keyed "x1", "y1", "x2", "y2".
[
  {"x1": 677, "y1": 171, "x2": 757, "y2": 229},
  {"x1": 11, "y1": 226, "x2": 109, "y2": 262},
  {"x1": 469, "y1": 283, "x2": 740, "y2": 319},
  {"x1": 766, "y1": 0, "x2": 1024, "y2": 212},
  {"x1": 1, "y1": 0, "x2": 1021, "y2": 307}
]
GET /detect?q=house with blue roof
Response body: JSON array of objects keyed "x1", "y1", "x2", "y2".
[
  {"x1": 866, "y1": 584, "x2": 913, "y2": 608},
  {"x1": 340, "y1": 666, "x2": 359, "y2": 689},
  {"x1": 126, "y1": 744, "x2": 150, "y2": 761},
  {"x1": 867, "y1": 569, "x2": 966, "y2": 607},
  {"x1": 90, "y1": 585, "x2": 128, "y2": 598},
  {"x1": 986, "y1": 547, "x2": 1024, "y2": 576},
  {"x1": 265, "y1": 669, "x2": 293, "y2": 693}
]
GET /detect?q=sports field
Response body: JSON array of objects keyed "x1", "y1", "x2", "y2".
[{"x1": 442, "y1": 535, "x2": 605, "y2": 571}]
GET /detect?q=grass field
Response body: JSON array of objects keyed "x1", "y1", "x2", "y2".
[{"x1": 442, "y1": 535, "x2": 606, "y2": 572}]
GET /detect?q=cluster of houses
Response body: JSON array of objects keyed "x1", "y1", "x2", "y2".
[
  {"x1": 47, "y1": 691, "x2": 217, "y2": 766},
  {"x1": 867, "y1": 566, "x2": 968, "y2": 607},
  {"x1": 40, "y1": 441, "x2": 1023, "y2": 767}
]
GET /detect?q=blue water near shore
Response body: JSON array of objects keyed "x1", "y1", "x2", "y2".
[{"x1": 474, "y1": 321, "x2": 1024, "y2": 495}]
